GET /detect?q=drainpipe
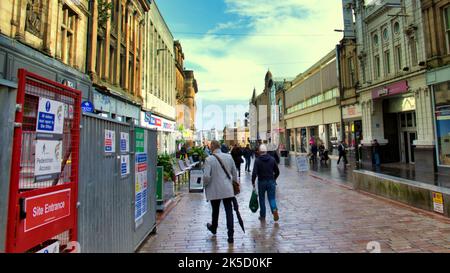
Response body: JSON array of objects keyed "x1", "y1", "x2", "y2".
[{"x1": 336, "y1": 43, "x2": 346, "y2": 143}]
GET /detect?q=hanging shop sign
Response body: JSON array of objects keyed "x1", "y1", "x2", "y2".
[
  {"x1": 36, "y1": 98, "x2": 65, "y2": 135},
  {"x1": 372, "y1": 80, "x2": 409, "y2": 99},
  {"x1": 104, "y1": 130, "x2": 116, "y2": 153}
]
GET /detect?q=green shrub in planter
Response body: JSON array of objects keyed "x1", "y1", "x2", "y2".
[
  {"x1": 157, "y1": 153, "x2": 176, "y2": 182},
  {"x1": 187, "y1": 146, "x2": 207, "y2": 162}
]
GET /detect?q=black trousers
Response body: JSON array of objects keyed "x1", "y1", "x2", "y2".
[
  {"x1": 244, "y1": 157, "x2": 251, "y2": 171},
  {"x1": 210, "y1": 198, "x2": 234, "y2": 238},
  {"x1": 338, "y1": 153, "x2": 348, "y2": 164},
  {"x1": 235, "y1": 163, "x2": 241, "y2": 177}
]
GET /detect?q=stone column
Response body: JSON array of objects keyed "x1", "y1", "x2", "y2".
[
  {"x1": 103, "y1": 0, "x2": 111, "y2": 81},
  {"x1": 88, "y1": 0, "x2": 98, "y2": 80},
  {"x1": 14, "y1": 0, "x2": 27, "y2": 42},
  {"x1": 43, "y1": 0, "x2": 54, "y2": 55},
  {"x1": 114, "y1": 1, "x2": 122, "y2": 86},
  {"x1": 414, "y1": 86, "x2": 436, "y2": 173}
]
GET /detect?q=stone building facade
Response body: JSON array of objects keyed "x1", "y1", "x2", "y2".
[
  {"x1": 88, "y1": 0, "x2": 150, "y2": 122},
  {"x1": 354, "y1": 0, "x2": 432, "y2": 170},
  {"x1": 140, "y1": 0, "x2": 177, "y2": 154},
  {"x1": 0, "y1": 0, "x2": 93, "y2": 99},
  {"x1": 421, "y1": 0, "x2": 450, "y2": 175}
]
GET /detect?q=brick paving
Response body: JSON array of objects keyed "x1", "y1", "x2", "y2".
[{"x1": 138, "y1": 164, "x2": 450, "y2": 253}]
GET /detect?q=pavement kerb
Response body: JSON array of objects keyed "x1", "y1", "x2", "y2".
[{"x1": 308, "y1": 171, "x2": 450, "y2": 224}]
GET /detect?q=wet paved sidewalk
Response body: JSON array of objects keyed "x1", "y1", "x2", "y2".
[{"x1": 138, "y1": 163, "x2": 450, "y2": 253}]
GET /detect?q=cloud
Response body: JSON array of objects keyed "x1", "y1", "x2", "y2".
[{"x1": 179, "y1": 0, "x2": 344, "y2": 130}]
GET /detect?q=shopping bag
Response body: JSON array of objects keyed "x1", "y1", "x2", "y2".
[{"x1": 249, "y1": 190, "x2": 259, "y2": 213}]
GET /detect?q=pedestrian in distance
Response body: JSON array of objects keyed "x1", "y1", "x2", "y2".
[
  {"x1": 243, "y1": 144, "x2": 253, "y2": 172},
  {"x1": 267, "y1": 143, "x2": 280, "y2": 165},
  {"x1": 337, "y1": 140, "x2": 349, "y2": 166},
  {"x1": 231, "y1": 144, "x2": 244, "y2": 177},
  {"x1": 203, "y1": 140, "x2": 239, "y2": 244},
  {"x1": 372, "y1": 139, "x2": 381, "y2": 168},
  {"x1": 221, "y1": 143, "x2": 229, "y2": 153},
  {"x1": 252, "y1": 144, "x2": 280, "y2": 222}
]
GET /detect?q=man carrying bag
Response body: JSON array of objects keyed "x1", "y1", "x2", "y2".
[{"x1": 203, "y1": 140, "x2": 240, "y2": 244}]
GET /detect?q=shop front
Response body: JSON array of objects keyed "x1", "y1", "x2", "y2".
[
  {"x1": 372, "y1": 80, "x2": 417, "y2": 164},
  {"x1": 141, "y1": 112, "x2": 176, "y2": 155},
  {"x1": 428, "y1": 65, "x2": 450, "y2": 176},
  {"x1": 342, "y1": 104, "x2": 363, "y2": 162},
  {"x1": 285, "y1": 103, "x2": 341, "y2": 160}
]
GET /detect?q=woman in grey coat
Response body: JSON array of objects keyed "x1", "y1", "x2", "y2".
[{"x1": 203, "y1": 140, "x2": 239, "y2": 244}]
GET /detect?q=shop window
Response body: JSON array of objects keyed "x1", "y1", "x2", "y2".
[
  {"x1": 409, "y1": 37, "x2": 418, "y2": 66},
  {"x1": 384, "y1": 50, "x2": 391, "y2": 76},
  {"x1": 374, "y1": 55, "x2": 381, "y2": 79},
  {"x1": 434, "y1": 82, "x2": 450, "y2": 166},
  {"x1": 61, "y1": 5, "x2": 77, "y2": 66},
  {"x1": 445, "y1": 6, "x2": 450, "y2": 54},
  {"x1": 395, "y1": 45, "x2": 402, "y2": 72},
  {"x1": 393, "y1": 22, "x2": 400, "y2": 35}
]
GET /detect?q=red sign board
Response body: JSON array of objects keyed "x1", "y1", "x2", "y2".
[
  {"x1": 24, "y1": 189, "x2": 71, "y2": 232},
  {"x1": 372, "y1": 80, "x2": 409, "y2": 99}
]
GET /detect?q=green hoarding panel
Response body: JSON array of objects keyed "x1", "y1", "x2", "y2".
[{"x1": 156, "y1": 166, "x2": 164, "y2": 202}]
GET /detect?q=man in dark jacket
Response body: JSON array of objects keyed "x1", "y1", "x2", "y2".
[
  {"x1": 231, "y1": 144, "x2": 244, "y2": 177},
  {"x1": 337, "y1": 141, "x2": 348, "y2": 166},
  {"x1": 252, "y1": 144, "x2": 280, "y2": 222},
  {"x1": 243, "y1": 145, "x2": 253, "y2": 172}
]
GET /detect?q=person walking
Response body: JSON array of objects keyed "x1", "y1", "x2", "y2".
[
  {"x1": 337, "y1": 141, "x2": 348, "y2": 166},
  {"x1": 231, "y1": 144, "x2": 244, "y2": 177},
  {"x1": 372, "y1": 139, "x2": 381, "y2": 167},
  {"x1": 252, "y1": 144, "x2": 280, "y2": 222},
  {"x1": 221, "y1": 143, "x2": 229, "y2": 153},
  {"x1": 203, "y1": 140, "x2": 239, "y2": 244},
  {"x1": 243, "y1": 144, "x2": 253, "y2": 172}
]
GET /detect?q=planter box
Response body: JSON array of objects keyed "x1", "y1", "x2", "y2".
[{"x1": 164, "y1": 181, "x2": 175, "y2": 201}]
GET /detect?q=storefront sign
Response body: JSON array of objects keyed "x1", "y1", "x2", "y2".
[
  {"x1": 433, "y1": 192, "x2": 444, "y2": 214},
  {"x1": 36, "y1": 98, "x2": 65, "y2": 135},
  {"x1": 120, "y1": 132, "x2": 129, "y2": 153},
  {"x1": 140, "y1": 112, "x2": 176, "y2": 132},
  {"x1": 372, "y1": 80, "x2": 409, "y2": 99},
  {"x1": 387, "y1": 96, "x2": 416, "y2": 113},
  {"x1": 343, "y1": 104, "x2": 362, "y2": 120},
  {"x1": 104, "y1": 130, "x2": 116, "y2": 153},
  {"x1": 34, "y1": 139, "x2": 63, "y2": 182},
  {"x1": 24, "y1": 189, "x2": 71, "y2": 232}
]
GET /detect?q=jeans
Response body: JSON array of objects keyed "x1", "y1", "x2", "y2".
[
  {"x1": 210, "y1": 198, "x2": 234, "y2": 238},
  {"x1": 258, "y1": 179, "x2": 277, "y2": 218},
  {"x1": 245, "y1": 157, "x2": 251, "y2": 171}
]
